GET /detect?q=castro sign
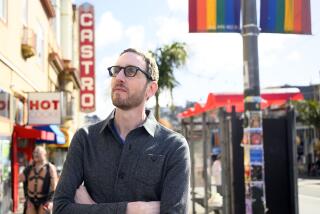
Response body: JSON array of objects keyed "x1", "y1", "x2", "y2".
[
  {"x1": 28, "y1": 92, "x2": 62, "y2": 125},
  {"x1": 79, "y1": 3, "x2": 95, "y2": 113}
]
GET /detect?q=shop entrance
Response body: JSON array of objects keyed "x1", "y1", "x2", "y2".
[{"x1": 11, "y1": 125, "x2": 53, "y2": 212}]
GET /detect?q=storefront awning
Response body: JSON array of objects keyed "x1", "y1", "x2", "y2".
[
  {"x1": 33, "y1": 125, "x2": 65, "y2": 144},
  {"x1": 178, "y1": 88, "x2": 304, "y2": 118},
  {"x1": 47, "y1": 127, "x2": 72, "y2": 148},
  {"x1": 13, "y1": 125, "x2": 55, "y2": 141}
]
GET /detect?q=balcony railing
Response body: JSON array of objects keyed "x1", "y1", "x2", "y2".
[{"x1": 21, "y1": 27, "x2": 36, "y2": 59}]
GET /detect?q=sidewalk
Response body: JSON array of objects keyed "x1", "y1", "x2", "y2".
[
  {"x1": 12, "y1": 183, "x2": 25, "y2": 214},
  {"x1": 189, "y1": 186, "x2": 223, "y2": 214},
  {"x1": 298, "y1": 177, "x2": 320, "y2": 186}
]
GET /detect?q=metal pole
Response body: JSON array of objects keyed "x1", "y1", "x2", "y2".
[
  {"x1": 287, "y1": 107, "x2": 299, "y2": 214},
  {"x1": 219, "y1": 108, "x2": 231, "y2": 214},
  {"x1": 242, "y1": 0, "x2": 260, "y2": 101},
  {"x1": 242, "y1": 0, "x2": 267, "y2": 213},
  {"x1": 189, "y1": 117, "x2": 196, "y2": 214},
  {"x1": 202, "y1": 112, "x2": 209, "y2": 212}
]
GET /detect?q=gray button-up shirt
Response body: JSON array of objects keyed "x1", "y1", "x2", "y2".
[{"x1": 53, "y1": 110, "x2": 190, "y2": 214}]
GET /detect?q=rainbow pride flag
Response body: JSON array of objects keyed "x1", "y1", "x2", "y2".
[
  {"x1": 189, "y1": 0, "x2": 241, "y2": 33},
  {"x1": 260, "y1": 0, "x2": 312, "y2": 34}
]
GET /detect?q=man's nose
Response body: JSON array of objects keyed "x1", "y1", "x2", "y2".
[{"x1": 115, "y1": 69, "x2": 126, "y2": 80}]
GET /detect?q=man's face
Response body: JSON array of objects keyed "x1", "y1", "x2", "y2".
[
  {"x1": 111, "y1": 52, "x2": 151, "y2": 110},
  {"x1": 33, "y1": 147, "x2": 46, "y2": 163}
]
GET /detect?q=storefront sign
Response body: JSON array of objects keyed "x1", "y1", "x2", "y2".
[
  {"x1": 28, "y1": 92, "x2": 62, "y2": 125},
  {"x1": 79, "y1": 3, "x2": 95, "y2": 113}
]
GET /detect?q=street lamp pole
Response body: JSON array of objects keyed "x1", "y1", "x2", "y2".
[{"x1": 242, "y1": 0, "x2": 267, "y2": 213}]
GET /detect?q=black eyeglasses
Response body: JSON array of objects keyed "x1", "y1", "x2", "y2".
[{"x1": 107, "y1": 65, "x2": 153, "y2": 80}]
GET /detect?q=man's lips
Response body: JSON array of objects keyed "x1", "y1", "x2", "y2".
[{"x1": 112, "y1": 86, "x2": 128, "y2": 93}]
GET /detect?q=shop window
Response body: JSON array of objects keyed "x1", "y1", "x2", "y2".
[
  {"x1": 14, "y1": 98, "x2": 24, "y2": 125},
  {"x1": 0, "y1": 0, "x2": 7, "y2": 22},
  {"x1": 0, "y1": 89, "x2": 10, "y2": 119},
  {"x1": 62, "y1": 91, "x2": 74, "y2": 120},
  {"x1": 0, "y1": 136, "x2": 11, "y2": 214}
]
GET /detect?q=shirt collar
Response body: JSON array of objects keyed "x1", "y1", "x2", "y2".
[
  {"x1": 99, "y1": 109, "x2": 157, "y2": 137},
  {"x1": 99, "y1": 109, "x2": 116, "y2": 133},
  {"x1": 142, "y1": 110, "x2": 157, "y2": 137}
]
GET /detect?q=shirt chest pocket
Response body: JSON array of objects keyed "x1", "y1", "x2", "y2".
[{"x1": 134, "y1": 154, "x2": 165, "y2": 185}]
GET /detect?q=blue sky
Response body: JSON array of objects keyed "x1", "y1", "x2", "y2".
[{"x1": 74, "y1": 0, "x2": 320, "y2": 119}]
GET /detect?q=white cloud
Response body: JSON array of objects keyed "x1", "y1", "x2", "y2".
[
  {"x1": 166, "y1": 0, "x2": 188, "y2": 12},
  {"x1": 153, "y1": 15, "x2": 245, "y2": 105},
  {"x1": 154, "y1": 15, "x2": 243, "y2": 72},
  {"x1": 96, "y1": 12, "x2": 124, "y2": 47},
  {"x1": 76, "y1": 0, "x2": 320, "y2": 116},
  {"x1": 155, "y1": 16, "x2": 188, "y2": 44},
  {"x1": 95, "y1": 79, "x2": 114, "y2": 119},
  {"x1": 94, "y1": 55, "x2": 119, "y2": 118},
  {"x1": 125, "y1": 26, "x2": 145, "y2": 50},
  {"x1": 97, "y1": 55, "x2": 118, "y2": 73}
]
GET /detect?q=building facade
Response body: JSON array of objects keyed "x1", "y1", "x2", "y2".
[{"x1": 0, "y1": 0, "x2": 85, "y2": 212}]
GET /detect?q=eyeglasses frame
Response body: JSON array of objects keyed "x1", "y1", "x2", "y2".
[{"x1": 107, "y1": 65, "x2": 154, "y2": 81}]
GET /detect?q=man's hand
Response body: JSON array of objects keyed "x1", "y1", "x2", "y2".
[
  {"x1": 126, "y1": 201, "x2": 160, "y2": 214},
  {"x1": 43, "y1": 201, "x2": 53, "y2": 211},
  {"x1": 74, "y1": 185, "x2": 96, "y2": 204}
]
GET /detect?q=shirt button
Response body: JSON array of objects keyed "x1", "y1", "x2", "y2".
[{"x1": 118, "y1": 172, "x2": 125, "y2": 179}]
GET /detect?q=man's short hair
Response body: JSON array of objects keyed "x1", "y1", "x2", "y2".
[{"x1": 120, "y1": 48, "x2": 159, "y2": 82}]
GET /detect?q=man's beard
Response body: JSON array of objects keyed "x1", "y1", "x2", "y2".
[{"x1": 111, "y1": 83, "x2": 148, "y2": 110}]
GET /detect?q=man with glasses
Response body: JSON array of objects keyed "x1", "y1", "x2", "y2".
[{"x1": 53, "y1": 48, "x2": 190, "y2": 214}]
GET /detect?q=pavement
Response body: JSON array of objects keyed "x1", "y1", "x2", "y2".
[
  {"x1": 298, "y1": 178, "x2": 320, "y2": 214},
  {"x1": 12, "y1": 183, "x2": 25, "y2": 214}
]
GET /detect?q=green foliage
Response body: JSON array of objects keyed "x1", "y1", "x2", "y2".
[
  {"x1": 150, "y1": 42, "x2": 188, "y2": 120},
  {"x1": 293, "y1": 100, "x2": 320, "y2": 130},
  {"x1": 150, "y1": 42, "x2": 188, "y2": 92}
]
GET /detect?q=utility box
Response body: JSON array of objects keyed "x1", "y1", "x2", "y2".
[{"x1": 224, "y1": 108, "x2": 298, "y2": 214}]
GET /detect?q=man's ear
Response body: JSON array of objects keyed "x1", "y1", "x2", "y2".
[{"x1": 146, "y1": 81, "x2": 158, "y2": 100}]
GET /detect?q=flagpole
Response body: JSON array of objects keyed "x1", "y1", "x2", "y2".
[{"x1": 242, "y1": 0, "x2": 267, "y2": 213}]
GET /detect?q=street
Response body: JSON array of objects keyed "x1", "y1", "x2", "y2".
[{"x1": 299, "y1": 178, "x2": 320, "y2": 214}]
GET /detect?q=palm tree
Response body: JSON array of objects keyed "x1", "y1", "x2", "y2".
[{"x1": 150, "y1": 42, "x2": 188, "y2": 120}]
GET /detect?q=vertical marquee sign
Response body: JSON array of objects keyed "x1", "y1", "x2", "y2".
[{"x1": 79, "y1": 3, "x2": 96, "y2": 113}]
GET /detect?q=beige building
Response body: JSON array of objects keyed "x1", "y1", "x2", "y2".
[{"x1": 0, "y1": 0, "x2": 85, "y2": 212}]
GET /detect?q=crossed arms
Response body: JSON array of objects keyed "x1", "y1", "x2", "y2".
[
  {"x1": 53, "y1": 129, "x2": 190, "y2": 214},
  {"x1": 74, "y1": 185, "x2": 160, "y2": 214}
]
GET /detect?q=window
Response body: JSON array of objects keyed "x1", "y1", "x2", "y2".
[
  {"x1": 0, "y1": 89, "x2": 10, "y2": 119},
  {"x1": 36, "y1": 21, "x2": 45, "y2": 68},
  {"x1": 0, "y1": 0, "x2": 7, "y2": 21},
  {"x1": 51, "y1": 0, "x2": 60, "y2": 46},
  {"x1": 22, "y1": 0, "x2": 28, "y2": 26},
  {"x1": 62, "y1": 91, "x2": 75, "y2": 120},
  {"x1": 14, "y1": 98, "x2": 24, "y2": 125}
]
